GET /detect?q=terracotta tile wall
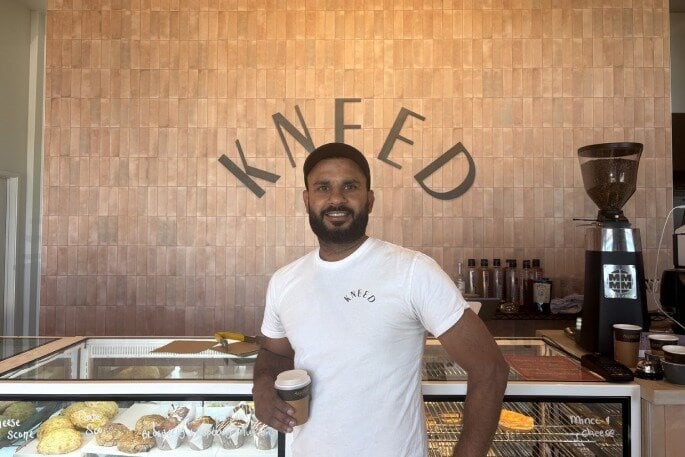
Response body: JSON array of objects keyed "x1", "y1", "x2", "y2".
[{"x1": 41, "y1": 0, "x2": 673, "y2": 336}]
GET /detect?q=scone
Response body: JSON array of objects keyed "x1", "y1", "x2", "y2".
[
  {"x1": 36, "y1": 428, "x2": 83, "y2": 455},
  {"x1": 499, "y1": 409, "x2": 535, "y2": 432},
  {"x1": 68, "y1": 406, "x2": 110, "y2": 430},
  {"x1": 4, "y1": 401, "x2": 37, "y2": 421},
  {"x1": 61, "y1": 402, "x2": 86, "y2": 418},
  {"x1": 95, "y1": 422, "x2": 129, "y2": 446},
  {"x1": 37, "y1": 415, "x2": 75, "y2": 440},
  {"x1": 85, "y1": 401, "x2": 119, "y2": 419},
  {"x1": 117, "y1": 430, "x2": 155, "y2": 453},
  {"x1": 135, "y1": 414, "x2": 166, "y2": 433}
]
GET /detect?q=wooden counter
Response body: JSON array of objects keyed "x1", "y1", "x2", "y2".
[{"x1": 537, "y1": 329, "x2": 685, "y2": 457}]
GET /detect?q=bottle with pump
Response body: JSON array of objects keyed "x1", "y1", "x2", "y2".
[
  {"x1": 505, "y1": 259, "x2": 519, "y2": 305},
  {"x1": 465, "y1": 259, "x2": 478, "y2": 296},
  {"x1": 492, "y1": 258, "x2": 504, "y2": 300},
  {"x1": 477, "y1": 259, "x2": 492, "y2": 298},
  {"x1": 520, "y1": 260, "x2": 533, "y2": 312},
  {"x1": 455, "y1": 261, "x2": 466, "y2": 294}
]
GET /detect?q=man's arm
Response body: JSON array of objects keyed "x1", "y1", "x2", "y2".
[
  {"x1": 252, "y1": 336, "x2": 297, "y2": 433},
  {"x1": 437, "y1": 309, "x2": 509, "y2": 457}
]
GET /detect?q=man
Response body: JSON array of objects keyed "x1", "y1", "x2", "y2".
[{"x1": 253, "y1": 142, "x2": 509, "y2": 457}]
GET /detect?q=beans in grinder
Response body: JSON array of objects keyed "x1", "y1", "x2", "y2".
[{"x1": 275, "y1": 369, "x2": 311, "y2": 425}]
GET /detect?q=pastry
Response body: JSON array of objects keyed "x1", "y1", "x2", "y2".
[
  {"x1": 0, "y1": 415, "x2": 10, "y2": 440},
  {"x1": 499, "y1": 409, "x2": 535, "y2": 432},
  {"x1": 68, "y1": 406, "x2": 109, "y2": 430},
  {"x1": 252, "y1": 418, "x2": 278, "y2": 450},
  {"x1": 85, "y1": 401, "x2": 119, "y2": 418},
  {"x1": 4, "y1": 401, "x2": 37, "y2": 421},
  {"x1": 186, "y1": 415, "x2": 215, "y2": 450},
  {"x1": 168, "y1": 406, "x2": 190, "y2": 422},
  {"x1": 61, "y1": 402, "x2": 86, "y2": 418},
  {"x1": 36, "y1": 428, "x2": 83, "y2": 455},
  {"x1": 135, "y1": 414, "x2": 166, "y2": 433},
  {"x1": 37, "y1": 415, "x2": 75, "y2": 440},
  {"x1": 152, "y1": 418, "x2": 185, "y2": 450},
  {"x1": 116, "y1": 366, "x2": 161, "y2": 379},
  {"x1": 0, "y1": 401, "x2": 17, "y2": 413},
  {"x1": 95, "y1": 422, "x2": 129, "y2": 446},
  {"x1": 439, "y1": 411, "x2": 462, "y2": 425},
  {"x1": 217, "y1": 418, "x2": 248, "y2": 449},
  {"x1": 116, "y1": 430, "x2": 155, "y2": 453}
]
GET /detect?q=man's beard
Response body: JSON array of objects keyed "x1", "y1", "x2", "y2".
[{"x1": 308, "y1": 204, "x2": 369, "y2": 244}]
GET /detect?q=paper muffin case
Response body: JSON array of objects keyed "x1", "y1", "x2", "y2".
[
  {"x1": 152, "y1": 424, "x2": 187, "y2": 450},
  {"x1": 217, "y1": 408, "x2": 250, "y2": 450},
  {"x1": 251, "y1": 418, "x2": 278, "y2": 450},
  {"x1": 184, "y1": 421, "x2": 215, "y2": 451}
]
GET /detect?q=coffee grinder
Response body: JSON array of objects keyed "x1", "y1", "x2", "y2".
[{"x1": 577, "y1": 142, "x2": 650, "y2": 355}]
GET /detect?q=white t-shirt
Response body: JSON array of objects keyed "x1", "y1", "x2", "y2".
[{"x1": 261, "y1": 238, "x2": 466, "y2": 457}]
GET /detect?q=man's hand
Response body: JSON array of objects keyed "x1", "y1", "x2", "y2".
[
  {"x1": 252, "y1": 337, "x2": 297, "y2": 433},
  {"x1": 253, "y1": 374, "x2": 297, "y2": 433}
]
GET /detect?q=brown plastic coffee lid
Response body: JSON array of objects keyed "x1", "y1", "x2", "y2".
[{"x1": 275, "y1": 369, "x2": 311, "y2": 390}]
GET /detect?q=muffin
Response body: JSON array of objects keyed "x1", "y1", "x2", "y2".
[
  {"x1": 37, "y1": 415, "x2": 75, "y2": 440},
  {"x1": 168, "y1": 406, "x2": 190, "y2": 422},
  {"x1": 152, "y1": 418, "x2": 185, "y2": 450},
  {"x1": 252, "y1": 417, "x2": 278, "y2": 450},
  {"x1": 134, "y1": 414, "x2": 166, "y2": 433},
  {"x1": 95, "y1": 422, "x2": 129, "y2": 446},
  {"x1": 217, "y1": 417, "x2": 248, "y2": 449},
  {"x1": 84, "y1": 401, "x2": 119, "y2": 419},
  {"x1": 185, "y1": 415, "x2": 216, "y2": 450},
  {"x1": 36, "y1": 428, "x2": 83, "y2": 455},
  {"x1": 116, "y1": 430, "x2": 155, "y2": 453}
]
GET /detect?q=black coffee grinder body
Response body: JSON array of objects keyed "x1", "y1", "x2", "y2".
[
  {"x1": 577, "y1": 142, "x2": 649, "y2": 355},
  {"x1": 578, "y1": 225, "x2": 650, "y2": 354}
]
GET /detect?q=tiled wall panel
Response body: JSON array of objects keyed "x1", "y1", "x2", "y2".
[{"x1": 41, "y1": 1, "x2": 673, "y2": 336}]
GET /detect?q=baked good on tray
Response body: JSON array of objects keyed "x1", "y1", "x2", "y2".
[
  {"x1": 185, "y1": 415, "x2": 216, "y2": 450},
  {"x1": 95, "y1": 422, "x2": 129, "y2": 446},
  {"x1": 134, "y1": 414, "x2": 166, "y2": 433},
  {"x1": 217, "y1": 417, "x2": 248, "y2": 449},
  {"x1": 116, "y1": 430, "x2": 155, "y2": 453},
  {"x1": 84, "y1": 401, "x2": 119, "y2": 419},
  {"x1": 68, "y1": 405, "x2": 110, "y2": 430},
  {"x1": 498, "y1": 409, "x2": 535, "y2": 432},
  {"x1": 252, "y1": 417, "x2": 278, "y2": 450},
  {"x1": 37, "y1": 415, "x2": 75, "y2": 440},
  {"x1": 36, "y1": 427, "x2": 83, "y2": 455},
  {"x1": 152, "y1": 418, "x2": 185, "y2": 450},
  {"x1": 3, "y1": 401, "x2": 36, "y2": 421},
  {"x1": 439, "y1": 411, "x2": 462, "y2": 425}
]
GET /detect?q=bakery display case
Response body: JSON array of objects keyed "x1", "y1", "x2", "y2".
[{"x1": 0, "y1": 336, "x2": 639, "y2": 457}]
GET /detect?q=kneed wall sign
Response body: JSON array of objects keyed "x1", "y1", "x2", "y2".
[{"x1": 218, "y1": 98, "x2": 476, "y2": 200}]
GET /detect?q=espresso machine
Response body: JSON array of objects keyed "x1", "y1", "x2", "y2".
[
  {"x1": 659, "y1": 219, "x2": 685, "y2": 335},
  {"x1": 577, "y1": 142, "x2": 650, "y2": 355}
]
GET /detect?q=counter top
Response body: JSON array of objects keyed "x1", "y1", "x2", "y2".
[{"x1": 537, "y1": 329, "x2": 685, "y2": 406}]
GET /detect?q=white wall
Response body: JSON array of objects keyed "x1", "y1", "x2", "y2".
[{"x1": 0, "y1": 0, "x2": 45, "y2": 335}]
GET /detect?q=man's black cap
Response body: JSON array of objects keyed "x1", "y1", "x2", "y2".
[{"x1": 303, "y1": 143, "x2": 371, "y2": 190}]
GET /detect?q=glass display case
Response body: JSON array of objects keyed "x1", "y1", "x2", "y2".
[
  {"x1": 0, "y1": 337, "x2": 58, "y2": 362},
  {"x1": 0, "y1": 337, "x2": 640, "y2": 457}
]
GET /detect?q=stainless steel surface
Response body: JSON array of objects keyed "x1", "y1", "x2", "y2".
[
  {"x1": 601, "y1": 264, "x2": 638, "y2": 299},
  {"x1": 585, "y1": 226, "x2": 642, "y2": 252}
]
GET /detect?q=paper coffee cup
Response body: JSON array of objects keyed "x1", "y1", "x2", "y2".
[
  {"x1": 648, "y1": 334, "x2": 680, "y2": 356},
  {"x1": 275, "y1": 369, "x2": 311, "y2": 425},
  {"x1": 613, "y1": 324, "x2": 642, "y2": 369}
]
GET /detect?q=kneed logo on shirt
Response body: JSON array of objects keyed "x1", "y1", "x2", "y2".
[
  {"x1": 344, "y1": 289, "x2": 376, "y2": 303},
  {"x1": 218, "y1": 98, "x2": 476, "y2": 200}
]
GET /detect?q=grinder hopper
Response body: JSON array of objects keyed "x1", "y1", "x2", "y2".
[{"x1": 576, "y1": 142, "x2": 650, "y2": 355}]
